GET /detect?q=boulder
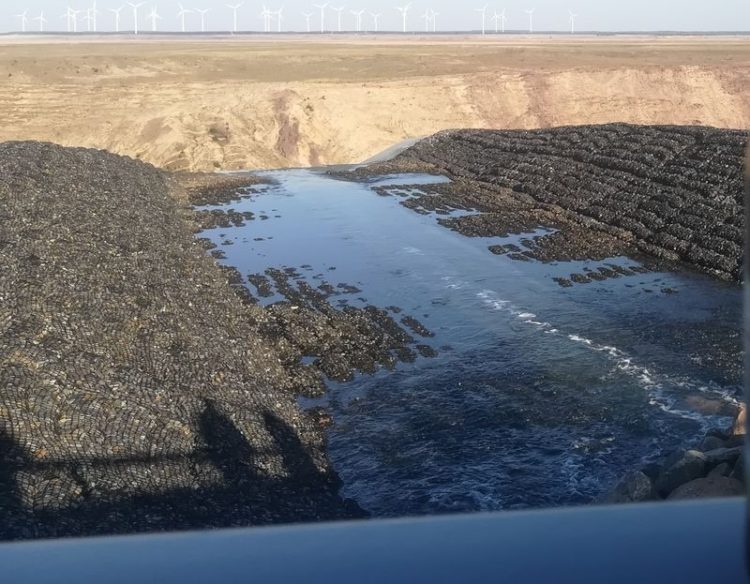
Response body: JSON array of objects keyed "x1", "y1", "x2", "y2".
[
  {"x1": 729, "y1": 453, "x2": 745, "y2": 482},
  {"x1": 698, "y1": 435, "x2": 725, "y2": 452},
  {"x1": 702, "y1": 447, "x2": 742, "y2": 470},
  {"x1": 707, "y1": 462, "x2": 732, "y2": 478},
  {"x1": 667, "y1": 476, "x2": 744, "y2": 500},
  {"x1": 722, "y1": 434, "x2": 745, "y2": 448},
  {"x1": 655, "y1": 450, "x2": 706, "y2": 496},
  {"x1": 604, "y1": 471, "x2": 658, "y2": 504}
]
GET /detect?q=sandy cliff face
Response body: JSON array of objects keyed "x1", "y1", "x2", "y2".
[{"x1": 1, "y1": 39, "x2": 749, "y2": 171}]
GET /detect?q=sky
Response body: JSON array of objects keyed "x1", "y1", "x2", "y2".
[{"x1": 2, "y1": 0, "x2": 750, "y2": 34}]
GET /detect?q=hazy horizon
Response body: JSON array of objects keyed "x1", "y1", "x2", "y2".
[{"x1": 2, "y1": 0, "x2": 750, "y2": 34}]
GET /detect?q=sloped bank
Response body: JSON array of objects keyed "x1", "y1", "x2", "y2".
[
  {"x1": 371, "y1": 124, "x2": 747, "y2": 282},
  {"x1": 0, "y1": 142, "x2": 363, "y2": 540}
]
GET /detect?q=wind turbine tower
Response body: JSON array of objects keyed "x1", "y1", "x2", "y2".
[
  {"x1": 63, "y1": 8, "x2": 81, "y2": 33},
  {"x1": 128, "y1": 2, "x2": 145, "y2": 34},
  {"x1": 110, "y1": 6, "x2": 125, "y2": 32},
  {"x1": 313, "y1": 3, "x2": 329, "y2": 33},
  {"x1": 177, "y1": 4, "x2": 193, "y2": 32},
  {"x1": 34, "y1": 11, "x2": 48, "y2": 32},
  {"x1": 475, "y1": 5, "x2": 488, "y2": 35},
  {"x1": 196, "y1": 8, "x2": 210, "y2": 32},
  {"x1": 351, "y1": 9, "x2": 364, "y2": 32},
  {"x1": 227, "y1": 3, "x2": 243, "y2": 33},
  {"x1": 331, "y1": 6, "x2": 345, "y2": 32},
  {"x1": 430, "y1": 10, "x2": 438, "y2": 32},
  {"x1": 274, "y1": 7, "x2": 284, "y2": 32},
  {"x1": 260, "y1": 6, "x2": 271, "y2": 32},
  {"x1": 420, "y1": 10, "x2": 430, "y2": 32},
  {"x1": 148, "y1": 6, "x2": 163, "y2": 31},
  {"x1": 16, "y1": 11, "x2": 28, "y2": 33},
  {"x1": 525, "y1": 8, "x2": 535, "y2": 33},
  {"x1": 369, "y1": 12, "x2": 381, "y2": 32},
  {"x1": 302, "y1": 11, "x2": 313, "y2": 32},
  {"x1": 492, "y1": 9, "x2": 507, "y2": 33},
  {"x1": 396, "y1": 4, "x2": 411, "y2": 33},
  {"x1": 569, "y1": 11, "x2": 577, "y2": 34},
  {"x1": 84, "y1": 8, "x2": 94, "y2": 31},
  {"x1": 91, "y1": 1, "x2": 99, "y2": 31}
]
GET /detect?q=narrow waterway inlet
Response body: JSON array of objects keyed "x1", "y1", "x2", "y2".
[{"x1": 195, "y1": 168, "x2": 742, "y2": 517}]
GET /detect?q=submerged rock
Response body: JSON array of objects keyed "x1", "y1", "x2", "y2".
[{"x1": 603, "y1": 471, "x2": 658, "y2": 504}]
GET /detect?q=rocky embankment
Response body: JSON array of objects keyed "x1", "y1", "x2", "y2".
[
  {"x1": 386, "y1": 124, "x2": 747, "y2": 282},
  {"x1": 604, "y1": 407, "x2": 746, "y2": 503},
  {"x1": 0, "y1": 142, "x2": 364, "y2": 540}
]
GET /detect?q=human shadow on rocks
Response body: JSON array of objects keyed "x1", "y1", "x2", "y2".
[
  {"x1": 0, "y1": 402, "x2": 363, "y2": 541},
  {"x1": 0, "y1": 429, "x2": 27, "y2": 536}
]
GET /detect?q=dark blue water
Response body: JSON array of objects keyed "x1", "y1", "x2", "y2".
[{"x1": 197, "y1": 169, "x2": 742, "y2": 516}]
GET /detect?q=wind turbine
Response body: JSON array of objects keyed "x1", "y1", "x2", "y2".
[
  {"x1": 16, "y1": 11, "x2": 28, "y2": 33},
  {"x1": 128, "y1": 2, "x2": 145, "y2": 34},
  {"x1": 196, "y1": 8, "x2": 210, "y2": 32},
  {"x1": 227, "y1": 3, "x2": 243, "y2": 33},
  {"x1": 351, "y1": 9, "x2": 364, "y2": 32},
  {"x1": 274, "y1": 6, "x2": 284, "y2": 32},
  {"x1": 60, "y1": 10, "x2": 72, "y2": 33},
  {"x1": 525, "y1": 8, "x2": 535, "y2": 33},
  {"x1": 313, "y1": 3, "x2": 329, "y2": 33},
  {"x1": 396, "y1": 4, "x2": 411, "y2": 33},
  {"x1": 91, "y1": 1, "x2": 99, "y2": 31},
  {"x1": 62, "y1": 7, "x2": 80, "y2": 33},
  {"x1": 369, "y1": 12, "x2": 381, "y2": 32},
  {"x1": 148, "y1": 5, "x2": 163, "y2": 31},
  {"x1": 84, "y1": 8, "x2": 94, "y2": 31},
  {"x1": 476, "y1": 5, "x2": 488, "y2": 35},
  {"x1": 420, "y1": 10, "x2": 430, "y2": 32},
  {"x1": 33, "y1": 11, "x2": 48, "y2": 32},
  {"x1": 331, "y1": 6, "x2": 345, "y2": 32},
  {"x1": 302, "y1": 12, "x2": 313, "y2": 32},
  {"x1": 109, "y1": 6, "x2": 124, "y2": 32},
  {"x1": 430, "y1": 9, "x2": 438, "y2": 32},
  {"x1": 569, "y1": 11, "x2": 577, "y2": 34},
  {"x1": 177, "y1": 3, "x2": 193, "y2": 32},
  {"x1": 260, "y1": 6, "x2": 271, "y2": 32},
  {"x1": 71, "y1": 8, "x2": 82, "y2": 32}
]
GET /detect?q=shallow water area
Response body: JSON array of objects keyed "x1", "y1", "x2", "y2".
[{"x1": 196, "y1": 168, "x2": 742, "y2": 517}]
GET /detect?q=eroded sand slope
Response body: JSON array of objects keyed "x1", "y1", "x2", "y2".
[{"x1": 1, "y1": 37, "x2": 749, "y2": 171}]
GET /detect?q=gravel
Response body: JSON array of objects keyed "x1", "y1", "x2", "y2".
[
  {"x1": 0, "y1": 141, "x2": 362, "y2": 541},
  {"x1": 364, "y1": 124, "x2": 747, "y2": 282}
]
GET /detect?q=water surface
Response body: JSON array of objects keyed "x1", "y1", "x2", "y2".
[{"x1": 197, "y1": 169, "x2": 741, "y2": 516}]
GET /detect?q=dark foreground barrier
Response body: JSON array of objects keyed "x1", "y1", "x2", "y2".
[{"x1": 0, "y1": 498, "x2": 744, "y2": 584}]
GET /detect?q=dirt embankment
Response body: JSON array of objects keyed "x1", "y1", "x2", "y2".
[
  {"x1": 382, "y1": 124, "x2": 747, "y2": 282},
  {"x1": 0, "y1": 141, "x2": 365, "y2": 540},
  {"x1": 1, "y1": 39, "x2": 749, "y2": 171}
]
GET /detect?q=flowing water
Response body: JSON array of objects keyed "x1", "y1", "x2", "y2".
[{"x1": 196, "y1": 169, "x2": 742, "y2": 516}]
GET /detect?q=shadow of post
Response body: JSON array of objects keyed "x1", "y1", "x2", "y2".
[
  {"x1": 0, "y1": 428, "x2": 28, "y2": 538},
  {"x1": 198, "y1": 399, "x2": 257, "y2": 489},
  {"x1": 263, "y1": 411, "x2": 326, "y2": 485}
]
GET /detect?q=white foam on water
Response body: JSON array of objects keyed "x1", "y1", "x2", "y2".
[
  {"x1": 403, "y1": 246, "x2": 425, "y2": 255},
  {"x1": 474, "y1": 288, "x2": 737, "y2": 428}
]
